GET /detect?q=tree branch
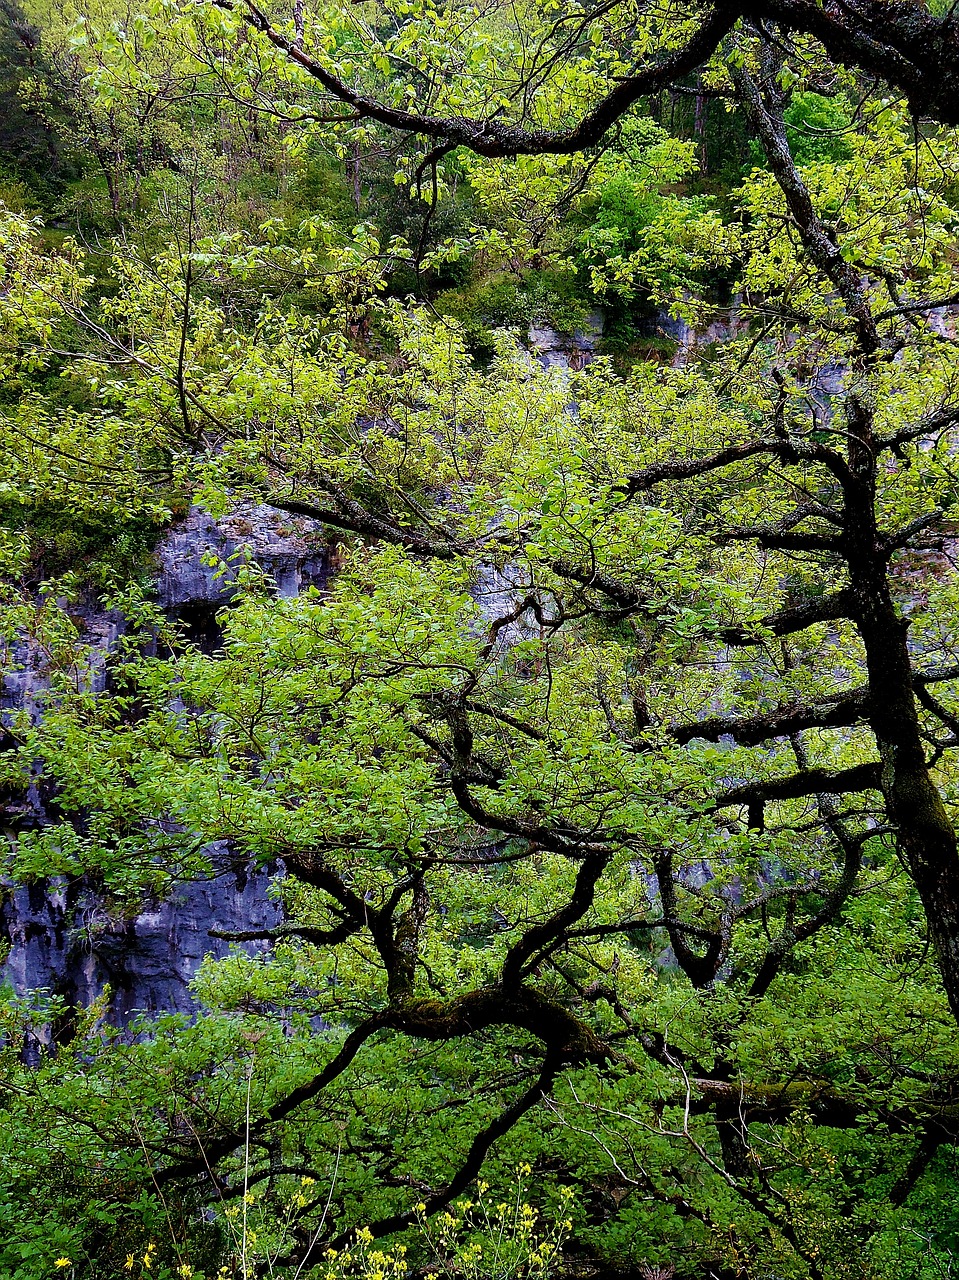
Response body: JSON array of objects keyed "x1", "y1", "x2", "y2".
[
  {"x1": 712, "y1": 761, "x2": 881, "y2": 809},
  {"x1": 220, "y1": 0, "x2": 737, "y2": 157},
  {"x1": 671, "y1": 686, "x2": 869, "y2": 745}
]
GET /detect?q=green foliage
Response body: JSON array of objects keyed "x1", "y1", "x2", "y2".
[
  {"x1": 747, "y1": 91, "x2": 854, "y2": 170},
  {"x1": 783, "y1": 92, "x2": 854, "y2": 166},
  {"x1": 0, "y1": 499, "x2": 167, "y2": 587},
  {"x1": 4, "y1": 6, "x2": 959, "y2": 1280},
  {"x1": 435, "y1": 268, "x2": 592, "y2": 354},
  {"x1": 578, "y1": 179, "x2": 733, "y2": 323}
]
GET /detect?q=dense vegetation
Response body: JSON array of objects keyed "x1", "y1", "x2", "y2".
[{"x1": 4, "y1": 1, "x2": 959, "y2": 1276}]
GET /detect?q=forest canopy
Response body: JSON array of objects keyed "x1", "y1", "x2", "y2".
[{"x1": 3, "y1": 1, "x2": 959, "y2": 1278}]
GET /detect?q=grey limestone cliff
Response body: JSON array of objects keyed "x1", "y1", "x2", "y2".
[{"x1": 1, "y1": 502, "x2": 328, "y2": 1024}]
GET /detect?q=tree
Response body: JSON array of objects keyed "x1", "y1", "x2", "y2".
[
  {"x1": 5, "y1": 7, "x2": 959, "y2": 1278},
  {"x1": 186, "y1": 0, "x2": 959, "y2": 1022}
]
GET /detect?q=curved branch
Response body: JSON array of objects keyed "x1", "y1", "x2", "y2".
[
  {"x1": 736, "y1": 61, "x2": 880, "y2": 357},
  {"x1": 316, "y1": 1056, "x2": 564, "y2": 1258},
  {"x1": 267, "y1": 496, "x2": 461, "y2": 560},
  {"x1": 502, "y1": 850, "x2": 615, "y2": 988},
  {"x1": 748, "y1": 738, "x2": 866, "y2": 996},
  {"x1": 653, "y1": 847, "x2": 727, "y2": 987},
  {"x1": 219, "y1": 0, "x2": 737, "y2": 157},
  {"x1": 717, "y1": 588, "x2": 857, "y2": 647}
]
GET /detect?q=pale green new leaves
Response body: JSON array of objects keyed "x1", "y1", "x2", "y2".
[{"x1": 0, "y1": 210, "x2": 90, "y2": 376}]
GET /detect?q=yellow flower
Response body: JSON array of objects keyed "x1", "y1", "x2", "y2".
[
  {"x1": 54, "y1": 1262, "x2": 72, "y2": 1271},
  {"x1": 178, "y1": 1267, "x2": 194, "y2": 1279},
  {"x1": 124, "y1": 1257, "x2": 135, "y2": 1272},
  {"x1": 300, "y1": 1175, "x2": 315, "y2": 1186}
]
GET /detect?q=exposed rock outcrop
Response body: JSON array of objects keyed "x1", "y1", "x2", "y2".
[
  {"x1": 2, "y1": 851, "x2": 280, "y2": 1028},
  {"x1": 1, "y1": 502, "x2": 327, "y2": 1023},
  {"x1": 528, "y1": 312, "x2": 604, "y2": 370}
]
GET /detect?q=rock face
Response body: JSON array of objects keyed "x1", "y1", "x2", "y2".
[
  {"x1": 1, "y1": 503, "x2": 328, "y2": 1024},
  {"x1": 156, "y1": 502, "x2": 330, "y2": 648},
  {"x1": 528, "y1": 312, "x2": 604, "y2": 370},
  {"x1": 1, "y1": 853, "x2": 281, "y2": 1029}
]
